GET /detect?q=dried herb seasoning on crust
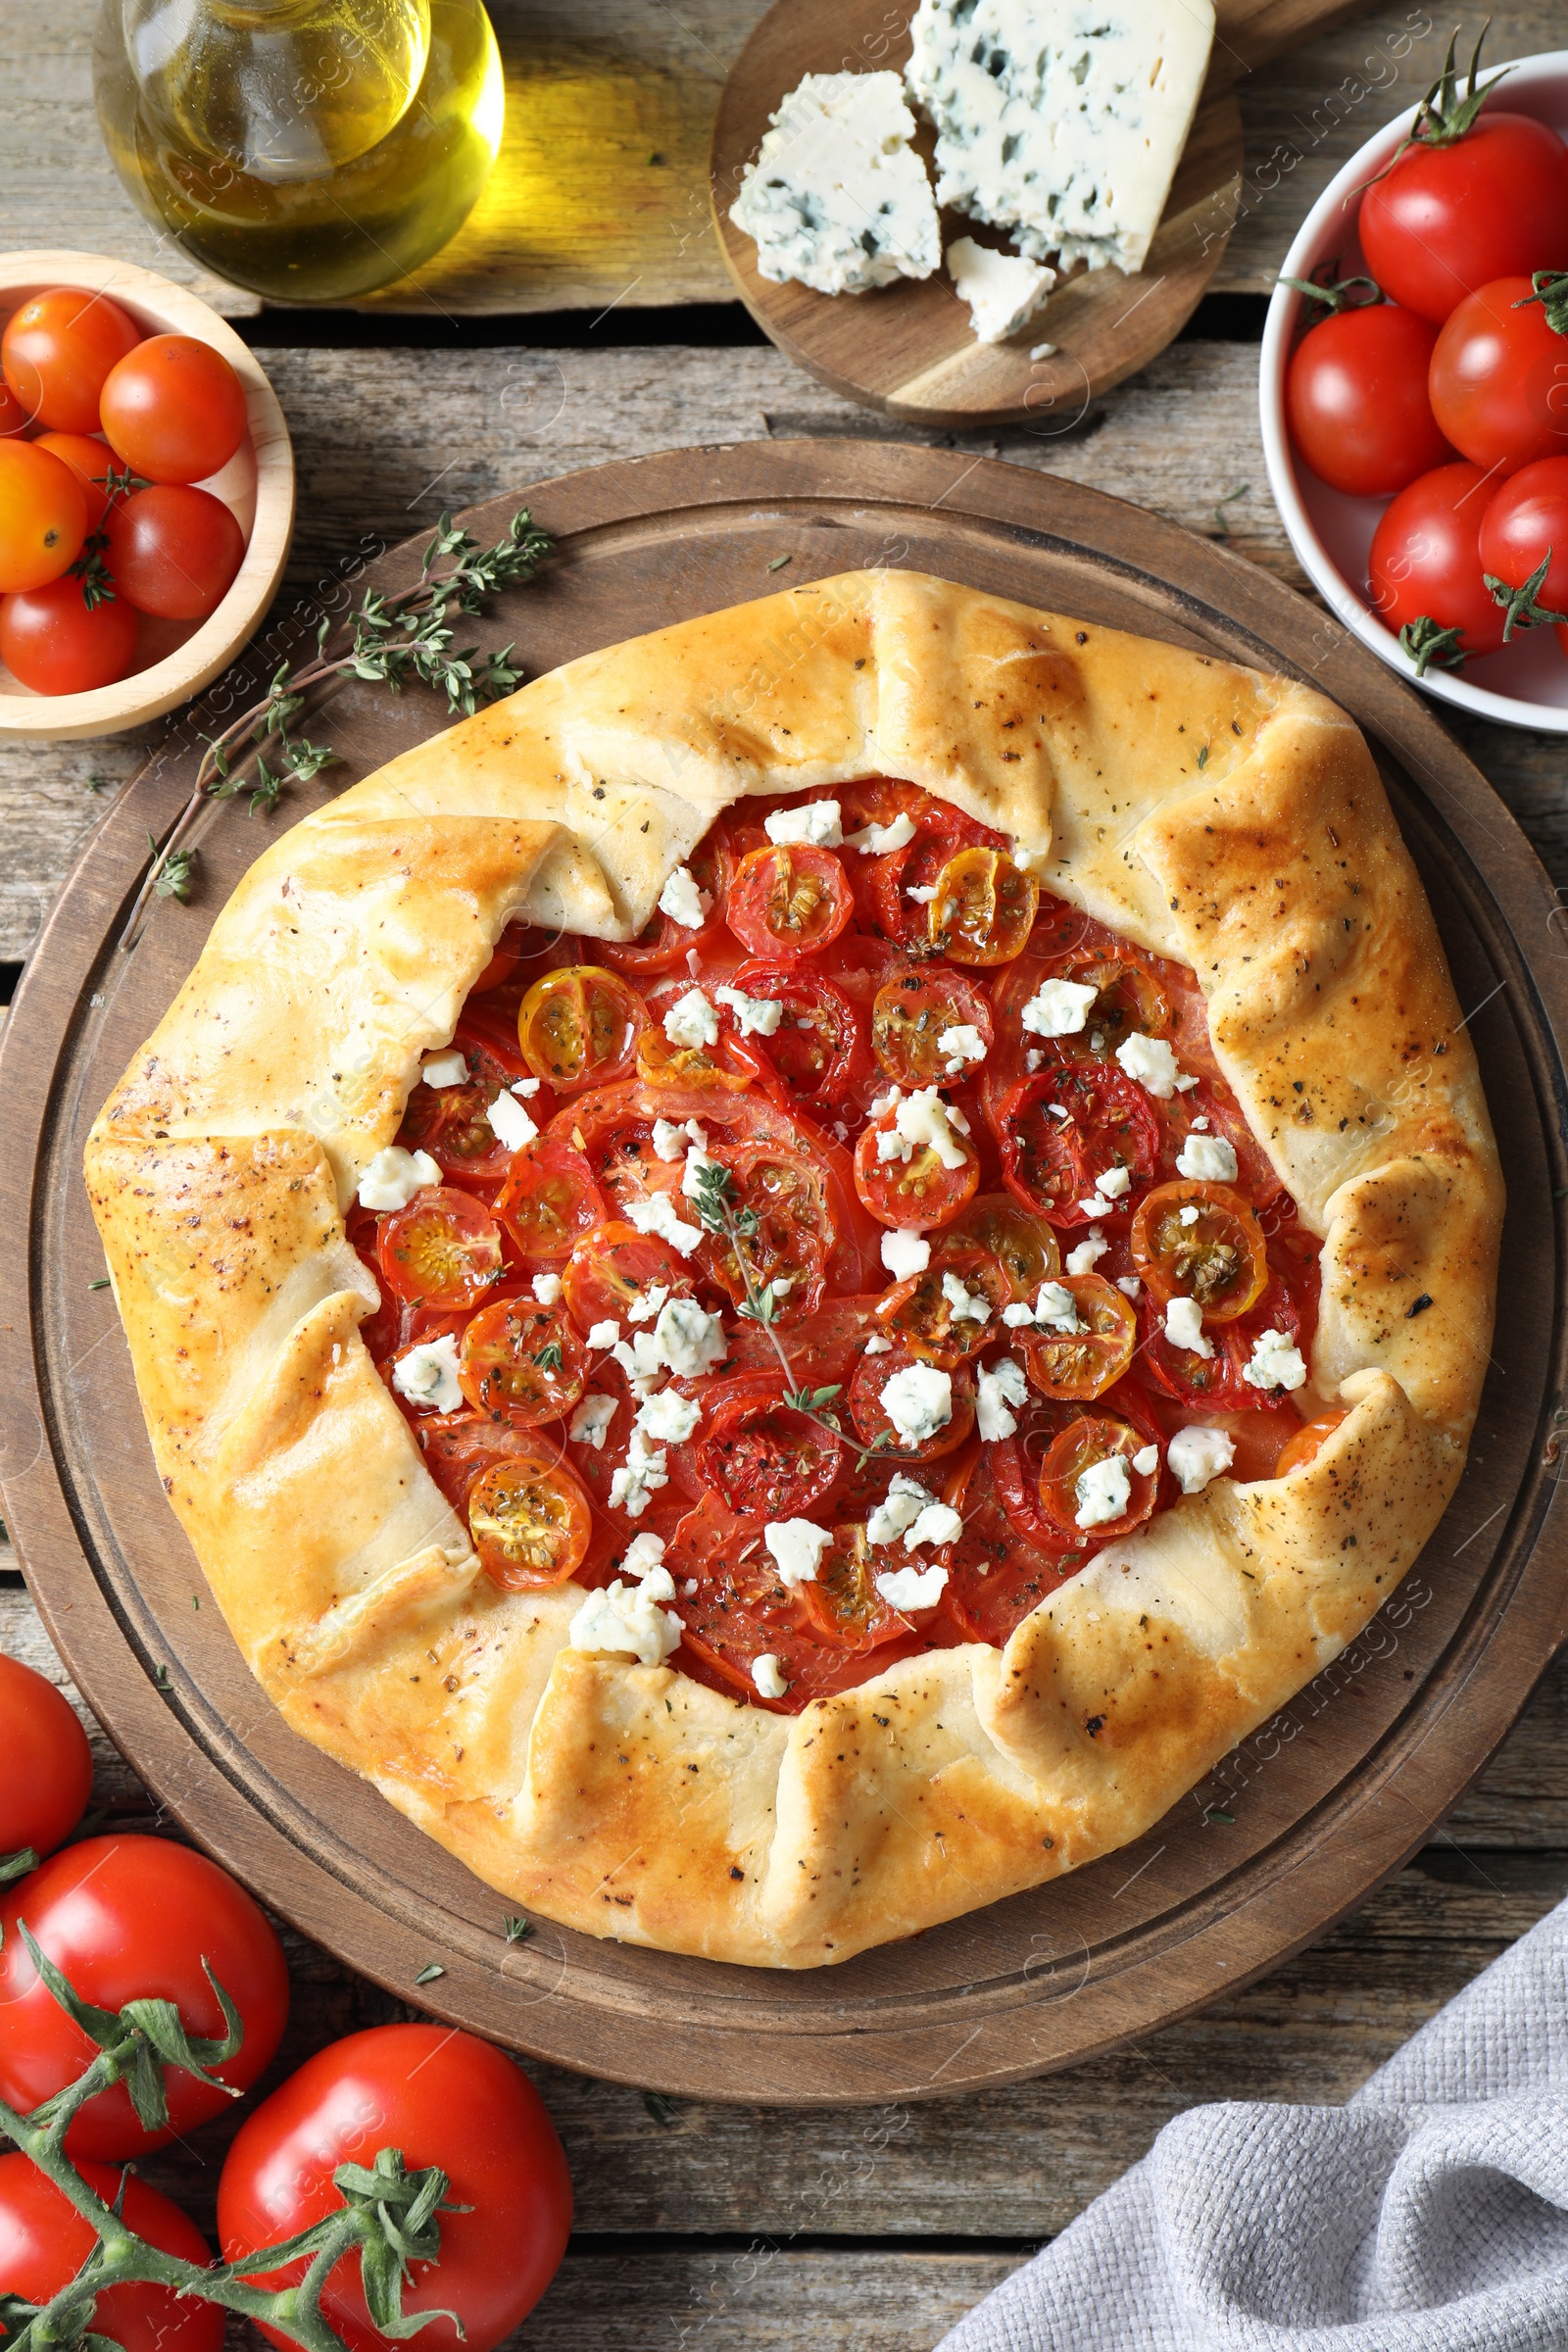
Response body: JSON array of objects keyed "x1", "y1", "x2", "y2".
[{"x1": 85, "y1": 570, "x2": 1502, "y2": 1969}]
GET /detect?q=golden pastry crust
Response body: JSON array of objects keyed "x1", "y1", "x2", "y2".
[{"x1": 86, "y1": 570, "x2": 1502, "y2": 1968}]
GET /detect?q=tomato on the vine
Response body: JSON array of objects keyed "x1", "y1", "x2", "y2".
[
  {"x1": 99, "y1": 335, "x2": 248, "y2": 484},
  {"x1": 1, "y1": 289, "x2": 141, "y2": 434},
  {"x1": 0, "y1": 442, "x2": 87, "y2": 593},
  {"x1": 1475, "y1": 456, "x2": 1568, "y2": 630},
  {"x1": 1367, "y1": 462, "x2": 1508, "y2": 665},
  {"x1": 104, "y1": 484, "x2": 245, "y2": 619},
  {"x1": 1286, "y1": 301, "x2": 1453, "y2": 496},
  {"x1": 0, "y1": 1836, "x2": 288, "y2": 2158},
  {"x1": 0, "y1": 2155, "x2": 222, "y2": 2352},
  {"x1": 1359, "y1": 106, "x2": 1568, "y2": 326},
  {"x1": 0, "y1": 577, "x2": 138, "y2": 695},
  {"x1": 218, "y1": 2023, "x2": 571, "y2": 2352},
  {"x1": 1429, "y1": 275, "x2": 1568, "y2": 477},
  {"x1": 0, "y1": 1653, "x2": 92, "y2": 1859}
]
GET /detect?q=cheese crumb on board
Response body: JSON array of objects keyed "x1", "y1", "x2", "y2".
[
  {"x1": 730, "y1": 74, "x2": 942, "y2": 296},
  {"x1": 946, "y1": 234, "x2": 1055, "y2": 343},
  {"x1": 906, "y1": 0, "x2": 1216, "y2": 278}
]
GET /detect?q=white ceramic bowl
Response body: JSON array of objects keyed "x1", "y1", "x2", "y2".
[
  {"x1": 0, "y1": 250, "x2": 295, "y2": 743},
  {"x1": 1259, "y1": 51, "x2": 1568, "y2": 735}
]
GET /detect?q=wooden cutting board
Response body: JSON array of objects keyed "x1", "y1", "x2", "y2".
[
  {"x1": 710, "y1": 0, "x2": 1385, "y2": 425},
  {"x1": 3, "y1": 440, "x2": 1564, "y2": 2105}
]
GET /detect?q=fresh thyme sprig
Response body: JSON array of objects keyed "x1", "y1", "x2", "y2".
[
  {"x1": 122, "y1": 508, "x2": 555, "y2": 947},
  {"x1": 686, "y1": 1159, "x2": 921, "y2": 1469}
]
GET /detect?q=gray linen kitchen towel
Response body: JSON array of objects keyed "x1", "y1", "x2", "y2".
[{"x1": 939, "y1": 1894, "x2": 1568, "y2": 2351}]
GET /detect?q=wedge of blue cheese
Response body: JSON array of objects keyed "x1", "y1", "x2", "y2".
[
  {"x1": 729, "y1": 70, "x2": 942, "y2": 295},
  {"x1": 906, "y1": 0, "x2": 1216, "y2": 277}
]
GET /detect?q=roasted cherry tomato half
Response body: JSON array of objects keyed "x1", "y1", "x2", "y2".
[
  {"x1": 700, "y1": 1141, "x2": 835, "y2": 1319},
  {"x1": 376, "y1": 1187, "x2": 505, "y2": 1310},
  {"x1": 668, "y1": 1495, "x2": 840, "y2": 1712},
  {"x1": 728, "y1": 960, "x2": 868, "y2": 1108},
  {"x1": 870, "y1": 967, "x2": 994, "y2": 1089},
  {"x1": 725, "y1": 843, "x2": 854, "y2": 958},
  {"x1": 798, "y1": 1523, "x2": 914, "y2": 1650},
  {"x1": 518, "y1": 964, "x2": 645, "y2": 1094},
  {"x1": 1037, "y1": 1413, "x2": 1159, "y2": 1543},
  {"x1": 599, "y1": 834, "x2": 732, "y2": 976},
  {"x1": 1130, "y1": 1180, "x2": 1268, "y2": 1322},
  {"x1": 927, "y1": 847, "x2": 1039, "y2": 965},
  {"x1": 562, "y1": 1220, "x2": 689, "y2": 1333},
  {"x1": 693, "y1": 1376, "x2": 844, "y2": 1520},
  {"x1": 417, "y1": 1412, "x2": 564, "y2": 1512},
  {"x1": 1136, "y1": 1292, "x2": 1253, "y2": 1411},
  {"x1": 458, "y1": 1298, "x2": 586, "y2": 1427},
  {"x1": 847, "y1": 1350, "x2": 975, "y2": 1462},
  {"x1": 938, "y1": 1446, "x2": 1079, "y2": 1645},
  {"x1": 496, "y1": 1139, "x2": 606, "y2": 1261},
  {"x1": 998, "y1": 1061, "x2": 1160, "y2": 1227},
  {"x1": 468, "y1": 1447, "x2": 592, "y2": 1589},
  {"x1": 853, "y1": 1100, "x2": 980, "y2": 1231},
  {"x1": 1277, "y1": 1404, "x2": 1351, "y2": 1476},
  {"x1": 397, "y1": 1022, "x2": 537, "y2": 1184},
  {"x1": 1020, "y1": 1273, "x2": 1138, "y2": 1400},
  {"x1": 1050, "y1": 951, "x2": 1171, "y2": 1062},
  {"x1": 637, "y1": 980, "x2": 751, "y2": 1093},
  {"x1": 935, "y1": 1192, "x2": 1060, "y2": 1298},
  {"x1": 873, "y1": 1245, "x2": 1010, "y2": 1368}
]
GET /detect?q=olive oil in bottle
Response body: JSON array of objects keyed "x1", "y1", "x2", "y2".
[{"x1": 94, "y1": 0, "x2": 504, "y2": 303}]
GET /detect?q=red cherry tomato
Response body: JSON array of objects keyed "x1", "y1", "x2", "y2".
[
  {"x1": 853, "y1": 1102, "x2": 980, "y2": 1231},
  {"x1": 726, "y1": 960, "x2": 869, "y2": 1108},
  {"x1": 938, "y1": 1444, "x2": 1080, "y2": 1644},
  {"x1": 847, "y1": 1350, "x2": 976, "y2": 1462},
  {"x1": 2, "y1": 289, "x2": 141, "y2": 434},
  {"x1": 375, "y1": 1189, "x2": 505, "y2": 1310},
  {"x1": 218, "y1": 2024, "x2": 571, "y2": 2352},
  {"x1": 32, "y1": 431, "x2": 119, "y2": 530},
  {"x1": 1367, "y1": 461, "x2": 1509, "y2": 662},
  {"x1": 397, "y1": 1018, "x2": 541, "y2": 1184},
  {"x1": 725, "y1": 843, "x2": 854, "y2": 957},
  {"x1": 0, "y1": 576, "x2": 139, "y2": 695},
  {"x1": 873, "y1": 1245, "x2": 1012, "y2": 1368},
  {"x1": 0, "y1": 1835, "x2": 288, "y2": 2158},
  {"x1": 1359, "y1": 112, "x2": 1568, "y2": 326},
  {"x1": 0, "y1": 1653, "x2": 92, "y2": 1857},
  {"x1": 1285, "y1": 302, "x2": 1454, "y2": 496},
  {"x1": 0, "y1": 2154, "x2": 222, "y2": 2352},
  {"x1": 1429, "y1": 276, "x2": 1568, "y2": 477},
  {"x1": 458, "y1": 1296, "x2": 587, "y2": 1427},
  {"x1": 104, "y1": 484, "x2": 245, "y2": 619},
  {"x1": 998, "y1": 1062, "x2": 1159, "y2": 1228},
  {"x1": 561, "y1": 1219, "x2": 690, "y2": 1332},
  {"x1": 1038, "y1": 1412, "x2": 1160, "y2": 1543},
  {"x1": 700, "y1": 1140, "x2": 837, "y2": 1316},
  {"x1": 1475, "y1": 456, "x2": 1568, "y2": 629},
  {"x1": 870, "y1": 966, "x2": 994, "y2": 1089},
  {"x1": 99, "y1": 336, "x2": 248, "y2": 484},
  {"x1": 495, "y1": 1139, "x2": 606, "y2": 1261},
  {"x1": 0, "y1": 441, "x2": 86, "y2": 592},
  {"x1": 692, "y1": 1375, "x2": 844, "y2": 1519}
]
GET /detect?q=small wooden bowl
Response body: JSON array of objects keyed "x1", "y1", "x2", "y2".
[{"x1": 0, "y1": 251, "x2": 294, "y2": 743}]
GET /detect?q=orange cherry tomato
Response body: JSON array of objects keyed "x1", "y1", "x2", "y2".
[
  {"x1": 0, "y1": 442, "x2": 87, "y2": 592},
  {"x1": 853, "y1": 1102, "x2": 980, "y2": 1231},
  {"x1": 496, "y1": 1140, "x2": 606, "y2": 1262},
  {"x1": 700, "y1": 1140, "x2": 835, "y2": 1319},
  {"x1": 417, "y1": 1412, "x2": 555, "y2": 1509},
  {"x1": 1037, "y1": 1413, "x2": 1159, "y2": 1543},
  {"x1": 798, "y1": 1523, "x2": 916, "y2": 1650},
  {"x1": 636, "y1": 980, "x2": 751, "y2": 1093},
  {"x1": 458, "y1": 1297, "x2": 586, "y2": 1428},
  {"x1": 32, "y1": 432, "x2": 119, "y2": 530},
  {"x1": 99, "y1": 335, "x2": 248, "y2": 484},
  {"x1": 847, "y1": 1350, "x2": 975, "y2": 1462},
  {"x1": 872, "y1": 1245, "x2": 1011, "y2": 1368},
  {"x1": 927, "y1": 848, "x2": 1039, "y2": 965},
  {"x1": 693, "y1": 1377, "x2": 844, "y2": 1519},
  {"x1": 561, "y1": 1220, "x2": 689, "y2": 1332},
  {"x1": 870, "y1": 967, "x2": 994, "y2": 1089},
  {"x1": 935, "y1": 1192, "x2": 1060, "y2": 1298},
  {"x1": 0, "y1": 374, "x2": 29, "y2": 438},
  {"x1": 518, "y1": 964, "x2": 645, "y2": 1094},
  {"x1": 1277, "y1": 1405, "x2": 1352, "y2": 1477},
  {"x1": 376, "y1": 1187, "x2": 505, "y2": 1309},
  {"x1": 0, "y1": 577, "x2": 137, "y2": 695},
  {"x1": 2, "y1": 289, "x2": 141, "y2": 434},
  {"x1": 1019, "y1": 1274, "x2": 1138, "y2": 1400},
  {"x1": 467, "y1": 1447, "x2": 592, "y2": 1589},
  {"x1": 1130, "y1": 1180, "x2": 1268, "y2": 1323},
  {"x1": 725, "y1": 843, "x2": 854, "y2": 958}
]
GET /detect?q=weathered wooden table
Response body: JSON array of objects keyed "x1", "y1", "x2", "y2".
[{"x1": 4, "y1": 4, "x2": 1566, "y2": 2344}]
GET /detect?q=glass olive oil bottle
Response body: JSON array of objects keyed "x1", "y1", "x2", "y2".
[{"x1": 94, "y1": 0, "x2": 503, "y2": 302}]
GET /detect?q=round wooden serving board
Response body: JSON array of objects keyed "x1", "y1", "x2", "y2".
[
  {"x1": 709, "y1": 0, "x2": 1247, "y2": 429},
  {"x1": 3, "y1": 441, "x2": 1566, "y2": 2107}
]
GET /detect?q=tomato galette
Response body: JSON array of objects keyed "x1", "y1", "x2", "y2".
[{"x1": 87, "y1": 570, "x2": 1501, "y2": 1969}]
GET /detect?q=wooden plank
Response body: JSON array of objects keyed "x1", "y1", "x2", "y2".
[
  {"x1": 4, "y1": 341, "x2": 1562, "y2": 962},
  {"x1": 2, "y1": 1, "x2": 1559, "y2": 316}
]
